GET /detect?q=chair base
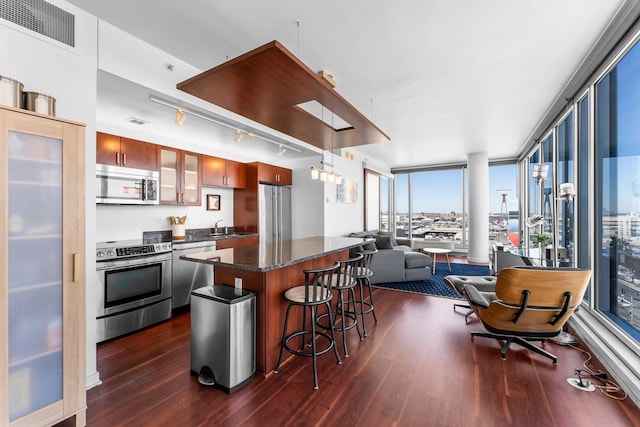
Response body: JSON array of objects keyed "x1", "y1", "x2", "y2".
[
  {"x1": 453, "y1": 303, "x2": 474, "y2": 322},
  {"x1": 470, "y1": 331, "x2": 558, "y2": 365}
]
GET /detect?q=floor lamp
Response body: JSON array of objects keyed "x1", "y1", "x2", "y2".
[
  {"x1": 551, "y1": 182, "x2": 578, "y2": 346},
  {"x1": 497, "y1": 189, "x2": 512, "y2": 246}
]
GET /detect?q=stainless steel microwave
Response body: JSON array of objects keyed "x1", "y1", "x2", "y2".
[{"x1": 96, "y1": 164, "x2": 159, "y2": 205}]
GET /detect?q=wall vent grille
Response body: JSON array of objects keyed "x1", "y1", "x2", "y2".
[{"x1": 0, "y1": 0, "x2": 74, "y2": 47}]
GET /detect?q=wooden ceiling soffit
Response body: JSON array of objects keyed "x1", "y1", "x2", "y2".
[{"x1": 177, "y1": 40, "x2": 390, "y2": 150}]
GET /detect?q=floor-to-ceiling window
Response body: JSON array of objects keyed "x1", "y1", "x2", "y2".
[
  {"x1": 411, "y1": 168, "x2": 464, "y2": 243},
  {"x1": 395, "y1": 173, "x2": 410, "y2": 237},
  {"x1": 489, "y1": 164, "x2": 519, "y2": 247},
  {"x1": 393, "y1": 164, "x2": 516, "y2": 249},
  {"x1": 595, "y1": 40, "x2": 640, "y2": 341},
  {"x1": 557, "y1": 112, "x2": 575, "y2": 265},
  {"x1": 381, "y1": 176, "x2": 390, "y2": 231},
  {"x1": 541, "y1": 134, "x2": 555, "y2": 238},
  {"x1": 577, "y1": 93, "x2": 591, "y2": 274}
]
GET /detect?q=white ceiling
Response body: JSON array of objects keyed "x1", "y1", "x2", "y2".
[{"x1": 68, "y1": 0, "x2": 627, "y2": 169}]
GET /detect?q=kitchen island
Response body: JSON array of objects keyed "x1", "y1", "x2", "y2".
[{"x1": 180, "y1": 236, "x2": 369, "y2": 376}]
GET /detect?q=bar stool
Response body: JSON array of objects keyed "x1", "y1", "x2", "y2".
[
  {"x1": 317, "y1": 254, "x2": 363, "y2": 357},
  {"x1": 274, "y1": 262, "x2": 342, "y2": 390},
  {"x1": 354, "y1": 249, "x2": 378, "y2": 336}
]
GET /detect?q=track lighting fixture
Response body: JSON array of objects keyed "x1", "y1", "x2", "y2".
[
  {"x1": 278, "y1": 144, "x2": 286, "y2": 156},
  {"x1": 148, "y1": 95, "x2": 302, "y2": 154}
]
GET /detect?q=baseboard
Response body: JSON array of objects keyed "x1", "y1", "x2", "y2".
[
  {"x1": 86, "y1": 371, "x2": 102, "y2": 390},
  {"x1": 571, "y1": 311, "x2": 640, "y2": 409}
]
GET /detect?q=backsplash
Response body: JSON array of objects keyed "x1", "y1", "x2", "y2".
[{"x1": 96, "y1": 187, "x2": 234, "y2": 242}]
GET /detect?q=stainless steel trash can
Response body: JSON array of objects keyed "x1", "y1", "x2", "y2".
[{"x1": 190, "y1": 285, "x2": 256, "y2": 393}]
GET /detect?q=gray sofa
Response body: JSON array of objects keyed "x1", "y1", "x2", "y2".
[{"x1": 349, "y1": 230, "x2": 432, "y2": 284}]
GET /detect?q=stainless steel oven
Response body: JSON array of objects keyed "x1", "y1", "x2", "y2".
[{"x1": 96, "y1": 240, "x2": 173, "y2": 343}]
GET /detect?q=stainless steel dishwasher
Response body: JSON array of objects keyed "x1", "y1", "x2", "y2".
[{"x1": 172, "y1": 240, "x2": 217, "y2": 309}]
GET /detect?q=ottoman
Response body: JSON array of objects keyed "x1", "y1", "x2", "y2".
[{"x1": 443, "y1": 275, "x2": 497, "y2": 321}]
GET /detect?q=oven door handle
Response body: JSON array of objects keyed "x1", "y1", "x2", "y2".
[{"x1": 96, "y1": 253, "x2": 172, "y2": 270}]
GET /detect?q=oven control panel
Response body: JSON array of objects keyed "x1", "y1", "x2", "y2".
[{"x1": 96, "y1": 242, "x2": 173, "y2": 260}]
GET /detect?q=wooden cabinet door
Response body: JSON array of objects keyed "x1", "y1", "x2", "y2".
[
  {"x1": 203, "y1": 157, "x2": 246, "y2": 188},
  {"x1": 255, "y1": 162, "x2": 291, "y2": 185},
  {"x1": 215, "y1": 235, "x2": 258, "y2": 249},
  {"x1": 276, "y1": 167, "x2": 292, "y2": 185},
  {"x1": 97, "y1": 132, "x2": 157, "y2": 170},
  {"x1": 202, "y1": 155, "x2": 226, "y2": 187},
  {"x1": 256, "y1": 163, "x2": 278, "y2": 184},
  {"x1": 96, "y1": 131, "x2": 121, "y2": 166},
  {"x1": 120, "y1": 137, "x2": 157, "y2": 170},
  {"x1": 225, "y1": 159, "x2": 246, "y2": 188}
]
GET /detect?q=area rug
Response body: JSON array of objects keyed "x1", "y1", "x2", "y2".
[{"x1": 373, "y1": 262, "x2": 491, "y2": 299}]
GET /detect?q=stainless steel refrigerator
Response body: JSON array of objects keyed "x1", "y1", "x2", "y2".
[{"x1": 259, "y1": 184, "x2": 292, "y2": 243}]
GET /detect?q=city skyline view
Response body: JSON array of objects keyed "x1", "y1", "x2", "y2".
[{"x1": 394, "y1": 164, "x2": 518, "y2": 214}]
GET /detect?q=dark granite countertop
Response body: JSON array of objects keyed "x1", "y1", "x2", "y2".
[
  {"x1": 179, "y1": 236, "x2": 371, "y2": 272},
  {"x1": 143, "y1": 228, "x2": 258, "y2": 245}
]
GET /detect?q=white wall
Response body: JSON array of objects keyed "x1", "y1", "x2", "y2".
[
  {"x1": 1, "y1": 1, "x2": 100, "y2": 387},
  {"x1": 323, "y1": 150, "x2": 366, "y2": 237},
  {"x1": 284, "y1": 156, "x2": 325, "y2": 239}
]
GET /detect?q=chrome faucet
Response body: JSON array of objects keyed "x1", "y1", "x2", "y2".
[{"x1": 214, "y1": 220, "x2": 223, "y2": 234}]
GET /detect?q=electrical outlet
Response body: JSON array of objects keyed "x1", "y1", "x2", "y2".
[{"x1": 235, "y1": 277, "x2": 242, "y2": 289}]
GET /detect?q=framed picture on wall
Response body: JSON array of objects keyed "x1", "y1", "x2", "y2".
[
  {"x1": 337, "y1": 179, "x2": 358, "y2": 203},
  {"x1": 206, "y1": 194, "x2": 221, "y2": 211}
]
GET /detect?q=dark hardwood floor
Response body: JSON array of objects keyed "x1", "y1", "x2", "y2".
[{"x1": 59, "y1": 258, "x2": 640, "y2": 426}]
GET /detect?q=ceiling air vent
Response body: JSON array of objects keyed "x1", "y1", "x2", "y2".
[{"x1": 0, "y1": 0, "x2": 75, "y2": 47}]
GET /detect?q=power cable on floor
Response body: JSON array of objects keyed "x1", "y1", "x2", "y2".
[{"x1": 563, "y1": 343, "x2": 627, "y2": 401}]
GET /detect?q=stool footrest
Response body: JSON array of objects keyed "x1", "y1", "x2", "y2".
[{"x1": 283, "y1": 330, "x2": 335, "y2": 358}]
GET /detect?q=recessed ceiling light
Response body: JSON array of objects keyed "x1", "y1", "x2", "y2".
[{"x1": 126, "y1": 117, "x2": 149, "y2": 125}]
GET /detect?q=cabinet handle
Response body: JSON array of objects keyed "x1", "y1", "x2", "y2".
[
  {"x1": 116, "y1": 152, "x2": 120, "y2": 165},
  {"x1": 73, "y1": 253, "x2": 80, "y2": 282},
  {"x1": 177, "y1": 192, "x2": 180, "y2": 203},
  {"x1": 122, "y1": 152, "x2": 127, "y2": 166},
  {"x1": 181, "y1": 192, "x2": 185, "y2": 204}
]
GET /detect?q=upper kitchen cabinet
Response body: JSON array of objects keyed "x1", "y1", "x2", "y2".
[
  {"x1": 254, "y1": 162, "x2": 292, "y2": 185},
  {"x1": 157, "y1": 146, "x2": 201, "y2": 205},
  {"x1": 202, "y1": 155, "x2": 246, "y2": 189},
  {"x1": 96, "y1": 131, "x2": 157, "y2": 171},
  {"x1": 0, "y1": 106, "x2": 86, "y2": 426}
]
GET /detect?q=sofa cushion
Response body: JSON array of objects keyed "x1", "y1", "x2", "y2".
[
  {"x1": 374, "y1": 235, "x2": 394, "y2": 250},
  {"x1": 377, "y1": 231, "x2": 397, "y2": 246},
  {"x1": 405, "y1": 252, "x2": 430, "y2": 269}
]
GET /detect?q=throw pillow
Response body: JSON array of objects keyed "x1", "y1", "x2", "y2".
[
  {"x1": 374, "y1": 235, "x2": 394, "y2": 250},
  {"x1": 362, "y1": 241, "x2": 377, "y2": 251},
  {"x1": 377, "y1": 231, "x2": 397, "y2": 247}
]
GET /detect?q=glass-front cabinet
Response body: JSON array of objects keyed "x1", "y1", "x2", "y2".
[
  {"x1": 157, "y1": 146, "x2": 201, "y2": 205},
  {"x1": 1, "y1": 106, "x2": 85, "y2": 426}
]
